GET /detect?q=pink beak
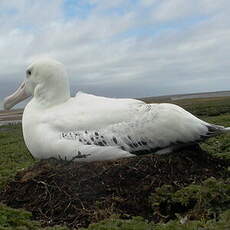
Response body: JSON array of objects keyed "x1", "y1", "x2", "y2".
[{"x1": 3, "y1": 81, "x2": 31, "y2": 110}]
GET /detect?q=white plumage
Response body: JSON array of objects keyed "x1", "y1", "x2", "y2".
[{"x1": 3, "y1": 58, "x2": 230, "y2": 161}]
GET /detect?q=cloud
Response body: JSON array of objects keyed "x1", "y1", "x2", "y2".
[
  {"x1": 0, "y1": 0, "x2": 230, "y2": 110},
  {"x1": 149, "y1": 0, "x2": 230, "y2": 22}
]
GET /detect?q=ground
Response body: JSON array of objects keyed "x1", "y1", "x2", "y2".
[{"x1": 0, "y1": 96, "x2": 230, "y2": 229}]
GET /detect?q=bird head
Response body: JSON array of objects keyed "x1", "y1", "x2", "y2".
[{"x1": 4, "y1": 58, "x2": 70, "y2": 110}]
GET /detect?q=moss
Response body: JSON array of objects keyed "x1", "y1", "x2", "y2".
[
  {"x1": 79, "y1": 216, "x2": 154, "y2": 230},
  {"x1": 201, "y1": 134, "x2": 230, "y2": 160},
  {"x1": 154, "y1": 210, "x2": 230, "y2": 230},
  {"x1": 149, "y1": 178, "x2": 230, "y2": 222},
  {"x1": 0, "y1": 204, "x2": 69, "y2": 230},
  {"x1": 79, "y1": 210, "x2": 230, "y2": 230}
]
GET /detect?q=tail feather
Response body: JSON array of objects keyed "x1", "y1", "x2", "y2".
[
  {"x1": 224, "y1": 127, "x2": 230, "y2": 132},
  {"x1": 206, "y1": 124, "x2": 230, "y2": 135}
]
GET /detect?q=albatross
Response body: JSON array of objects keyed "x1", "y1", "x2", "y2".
[{"x1": 3, "y1": 58, "x2": 230, "y2": 161}]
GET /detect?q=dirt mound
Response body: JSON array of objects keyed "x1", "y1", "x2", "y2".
[{"x1": 0, "y1": 145, "x2": 228, "y2": 229}]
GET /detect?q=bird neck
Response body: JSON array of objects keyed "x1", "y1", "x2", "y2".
[{"x1": 33, "y1": 80, "x2": 70, "y2": 108}]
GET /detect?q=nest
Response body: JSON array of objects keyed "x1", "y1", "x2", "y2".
[{"x1": 0, "y1": 145, "x2": 228, "y2": 229}]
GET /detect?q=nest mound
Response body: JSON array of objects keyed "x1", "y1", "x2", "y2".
[{"x1": 0, "y1": 145, "x2": 228, "y2": 229}]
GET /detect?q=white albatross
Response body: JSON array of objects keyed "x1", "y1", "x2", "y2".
[{"x1": 3, "y1": 58, "x2": 230, "y2": 161}]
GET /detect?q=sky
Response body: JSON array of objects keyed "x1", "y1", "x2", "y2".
[{"x1": 0, "y1": 0, "x2": 230, "y2": 109}]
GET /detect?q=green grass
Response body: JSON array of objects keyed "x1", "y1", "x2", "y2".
[
  {"x1": 0, "y1": 124, "x2": 35, "y2": 188},
  {"x1": 79, "y1": 211, "x2": 230, "y2": 230},
  {"x1": 200, "y1": 114, "x2": 230, "y2": 159},
  {"x1": 0, "y1": 205, "x2": 229, "y2": 230},
  {"x1": 0, "y1": 96, "x2": 230, "y2": 229},
  {"x1": 162, "y1": 96, "x2": 230, "y2": 117},
  {"x1": 0, "y1": 204, "x2": 69, "y2": 230}
]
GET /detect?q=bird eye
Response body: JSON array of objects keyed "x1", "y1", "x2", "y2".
[{"x1": 26, "y1": 70, "x2": 32, "y2": 76}]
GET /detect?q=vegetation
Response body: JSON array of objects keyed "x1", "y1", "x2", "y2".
[
  {"x1": 0, "y1": 204, "x2": 69, "y2": 230},
  {"x1": 0, "y1": 124, "x2": 35, "y2": 188},
  {"x1": 173, "y1": 96, "x2": 230, "y2": 117},
  {"x1": 79, "y1": 211, "x2": 230, "y2": 230},
  {"x1": 0, "y1": 96, "x2": 230, "y2": 229},
  {"x1": 0, "y1": 203, "x2": 229, "y2": 230},
  {"x1": 149, "y1": 177, "x2": 230, "y2": 222}
]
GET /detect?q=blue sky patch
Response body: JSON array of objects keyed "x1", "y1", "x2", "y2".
[{"x1": 63, "y1": 0, "x2": 96, "y2": 19}]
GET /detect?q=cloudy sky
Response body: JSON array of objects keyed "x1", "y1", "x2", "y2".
[{"x1": 0, "y1": 0, "x2": 230, "y2": 109}]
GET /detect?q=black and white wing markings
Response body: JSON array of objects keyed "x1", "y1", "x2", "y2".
[
  {"x1": 60, "y1": 122, "x2": 224, "y2": 156},
  {"x1": 121, "y1": 124, "x2": 224, "y2": 155},
  {"x1": 60, "y1": 129, "x2": 197, "y2": 156},
  {"x1": 60, "y1": 130, "x2": 150, "y2": 153},
  {"x1": 60, "y1": 130, "x2": 111, "y2": 147}
]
